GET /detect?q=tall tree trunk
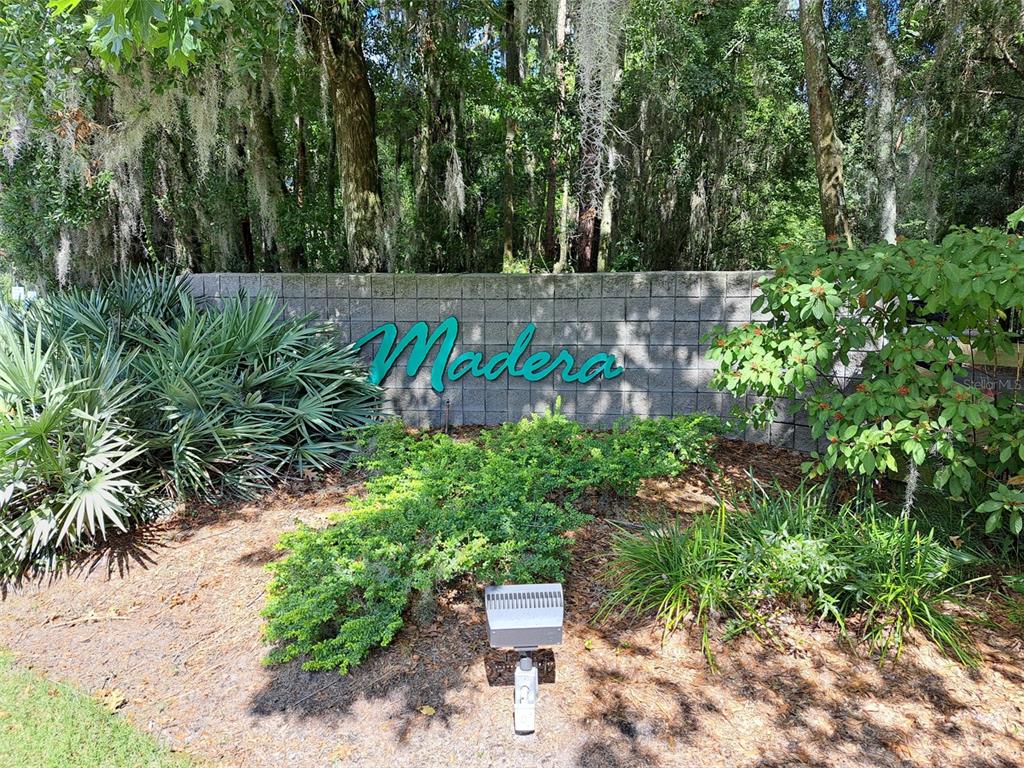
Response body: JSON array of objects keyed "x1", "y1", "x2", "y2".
[
  {"x1": 502, "y1": 0, "x2": 523, "y2": 268},
  {"x1": 542, "y1": 0, "x2": 568, "y2": 266},
  {"x1": 867, "y1": 0, "x2": 898, "y2": 244},
  {"x1": 596, "y1": 145, "x2": 616, "y2": 271},
  {"x1": 799, "y1": 0, "x2": 853, "y2": 248},
  {"x1": 304, "y1": 1, "x2": 384, "y2": 272}
]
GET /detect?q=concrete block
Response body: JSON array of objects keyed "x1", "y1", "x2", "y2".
[
  {"x1": 460, "y1": 274, "x2": 487, "y2": 299},
  {"x1": 483, "y1": 274, "x2": 509, "y2": 299},
  {"x1": 436, "y1": 273, "x2": 462, "y2": 298},
  {"x1": 440, "y1": 298, "x2": 460, "y2": 319},
  {"x1": 350, "y1": 298, "x2": 373, "y2": 320},
  {"x1": 726, "y1": 272, "x2": 751, "y2": 297},
  {"x1": 371, "y1": 273, "x2": 395, "y2": 298},
  {"x1": 554, "y1": 299, "x2": 577, "y2": 321},
  {"x1": 675, "y1": 272, "x2": 701, "y2": 297},
  {"x1": 351, "y1": 321, "x2": 375, "y2": 344},
  {"x1": 461, "y1": 410, "x2": 484, "y2": 425},
  {"x1": 702, "y1": 273, "x2": 727, "y2": 297},
  {"x1": 724, "y1": 298, "x2": 751, "y2": 323},
  {"x1": 416, "y1": 299, "x2": 440, "y2": 321},
  {"x1": 461, "y1": 322, "x2": 485, "y2": 344},
  {"x1": 531, "y1": 323, "x2": 554, "y2": 345},
  {"x1": 372, "y1": 300, "x2": 396, "y2": 323},
  {"x1": 305, "y1": 274, "x2": 327, "y2": 298},
  {"x1": 771, "y1": 422, "x2": 796, "y2": 449},
  {"x1": 577, "y1": 323, "x2": 600, "y2": 344},
  {"x1": 259, "y1": 273, "x2": 283, "y2": 296},
  {"x1": 219, "y1": 273, "x2": 241, "y2": 296},
  {"x1": 462, "y1": 299, "x2": 485, "y2": 321},
  {"x1": 326, "y1": 274, "x2": 350, "y2": 298},
  {"x1": 393, "y1": 274, "x2": 418, "y2": 298},
  {"x1": 650, "y1": 392, "x2": 673, "y2": 415},
  {"x1": 485, "y1": 299, "x2": 509, "y2": 322},
  {"x1": 649, "y1": 368, "x2": 676, "y2": 391},
  {"x1": 417, "y1": 274, "x2": 440, "y2": 298},
  {"x1": 554, "y1": 274, "x2": 578, "y2": 298},
  {"x1": 600, "y1": 322, "x2": 624, "y2": 346},
  {"x1": 674, "y1": 297, "x2": 700, "y2": 320},
  {"x1": 484, "y1": 323, "x2": 507, "y2": 345},
  {"x1": 599, "y1": 297, "x2": 625, "y2": 321},
  {"x1": 577, "y1": 274, "x2": 602, "y2": 298},
  {"x1": 238, "y1": 274, "x2": 260, "y2": 297},
  {"x1": 532, "y1": 298, "x2": 554, "y2": 322},
  {"x1": 508, "y1": 299, "x2": 531, "y2": 322},
  {"x1": 650, "y1": 321, "x2": 674, "y2": 345},
  {"x1": 674, "y1": 368, "x2": 699, "y2": 392},
  {"x1": 602, "y1": 274, "x2": 629, "y2": 297},
  {"x1": 699, "y1": 294, "x2": 726, "y2": 321},
  {"x1": 555, "y1": 323, "x2": 577, "y2": 345},
  {"x1": 526, "y1": 274, "x2": 554, "y2": 298},
  {"x1": 650, "y1": 272, "x2": 675, "y2": 297},
  {"x1": 461, "y1": 390, "x2": 486, "y2": 413},
  {"x1": 649, "y1": 297, "x2": 675, "y2": 321},
  {"x1": 626, "y1": 298, "x2": 652, "y2": 321},
  {"x1": 626, "y1": 273, "x2": 650, "y2": 297},
  {"x1": 305, "y1": 298, "x2": 328, "y2": 323},
  {"x1": 395, "y1": 299, "x2": 418, "y2": 321},
  {"x1": 674, "y1": 321, "x2": 701, "y2": 345},
  {"x1": 485, "y1": 388, "x2": 508, "y2": 411},
  {"x1": 671, "y1": 393, "x2": 696, "y2": 417},
  {"x1": 507, "y1": 275, "x2": 531, "y2": 299},
  {"x1": 697, "y1": 391, "x2": 726, "y2": 417},
  {"x1": 350, "y1": 274, "x2": 372, "y2": 298}
]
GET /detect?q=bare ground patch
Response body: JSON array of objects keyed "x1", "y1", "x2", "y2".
[{"x1": 1, "y1": 440, "x2": 1022, "y2": 767}]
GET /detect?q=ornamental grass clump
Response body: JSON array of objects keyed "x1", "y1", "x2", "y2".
[{"x1": 602, "y1": 482, "x2": 981, "y2": 667}]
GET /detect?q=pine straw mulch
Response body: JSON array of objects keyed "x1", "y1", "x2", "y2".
[{"x1": 1, "y1": 437, "x2": 1023, "y2": 768}]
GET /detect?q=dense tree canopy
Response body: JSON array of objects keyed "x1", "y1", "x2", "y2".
[{"x1": 0, "y1": 0, "x2": 1020, "y2": 284}]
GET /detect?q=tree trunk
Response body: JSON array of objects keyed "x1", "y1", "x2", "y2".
[
  {"x1": 305, "y1": 1, "x2": 384, "y2": 272},
  {"x1": 542, "y1": 0, "x2": 568, "y2": 266},
  {"x1": 502, "y1": 0, "x2": 522, "y2": 268},
  {"x1": 799, "y1": 0, "x2": 853, "y2": 248},
  {"x1": 867, "y1": 0, "x2": 898, "y2": 244},
  {"x1": 596, "y1": 145, "x2": 617, "y2": 271}
]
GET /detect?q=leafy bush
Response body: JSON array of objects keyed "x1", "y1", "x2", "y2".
[
  {"x1": 603, "y1": 483, "x2": 980, "y2": 666},
  {"x1": 0, "y1": 268, "x2": 380, "y2": 578},
  {"x1": 707, "y1": 219, "x2": 1024, "y2": 535},
  {"x1": 262, "y1": 410, "x2": 723, "y2": 673}
]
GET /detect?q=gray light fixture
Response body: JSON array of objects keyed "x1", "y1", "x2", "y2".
[{"x1": 483, "y1": 583, "x2": 564, "y2": 735}]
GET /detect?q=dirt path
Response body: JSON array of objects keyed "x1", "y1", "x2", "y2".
[{"x1": 1, "y1": 442, "x2": 1023, "y2": 767}]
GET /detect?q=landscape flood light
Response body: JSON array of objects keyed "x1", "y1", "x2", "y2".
[{"x1": 483, "y1": 583, "x2": 564, "y2": 735}]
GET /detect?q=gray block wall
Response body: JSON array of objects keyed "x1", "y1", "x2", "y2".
[{"x1": 188, "y1": 271, "x2": 814, "y2": 450}]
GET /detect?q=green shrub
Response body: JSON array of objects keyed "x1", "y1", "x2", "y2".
[
  {"x1": 602, "y1": 483, "x2": 979, "y2": 666},
  {"x1": 0, "y1": 324, "x2": 151, "y2": 575},
  {"x1": 262, "y1": 410, "x2": 723, "y2": 673},
  {"x1": 0, "y1": 268, "x2": 381, "y2": 578},
  {"x1": 707, "y1": 218, "x2": 1024, "y2": 535}
]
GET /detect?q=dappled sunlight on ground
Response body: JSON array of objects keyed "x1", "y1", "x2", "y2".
[{"x1": 1, "y1": 440, "x2": 1022, "y2": 767}]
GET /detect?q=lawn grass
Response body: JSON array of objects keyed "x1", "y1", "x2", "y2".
[{"x1": 0, "y1": 652, "x2": 194, "y2": 768}]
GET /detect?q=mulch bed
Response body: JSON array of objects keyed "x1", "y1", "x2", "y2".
[{"x1": 1, "y1": 437, "x2": 1022, "y2": 767}]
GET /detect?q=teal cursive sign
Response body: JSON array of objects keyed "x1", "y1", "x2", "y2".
[{"x1": 354, "y1": 316, "x2": 624, "y2": 393}]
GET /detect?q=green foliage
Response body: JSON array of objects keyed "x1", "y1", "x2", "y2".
[
  {"x1": 0, "y1": 652, "x2": 195, "y2": 768},
  {"x1": 262, "y1": 411, "x2": 723, "y2": 673},
  {"x1": 708, "y1": 223, "x2": 1024, "y2": 535},
  {"x1": 0, "y1": 268, "x2": 380, "y2": 578},
  {"x1": 602, "y1": 483, "x2": 980, "y2": 666}
]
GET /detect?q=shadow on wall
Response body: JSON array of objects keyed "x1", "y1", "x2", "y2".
[{"x1": 187, "y1": 270, "x2": 823, "y2": 450}]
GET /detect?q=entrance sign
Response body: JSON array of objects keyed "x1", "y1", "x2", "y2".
[{"x1": 355, "y1": 316, "x2": 624, "y2": 393}]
